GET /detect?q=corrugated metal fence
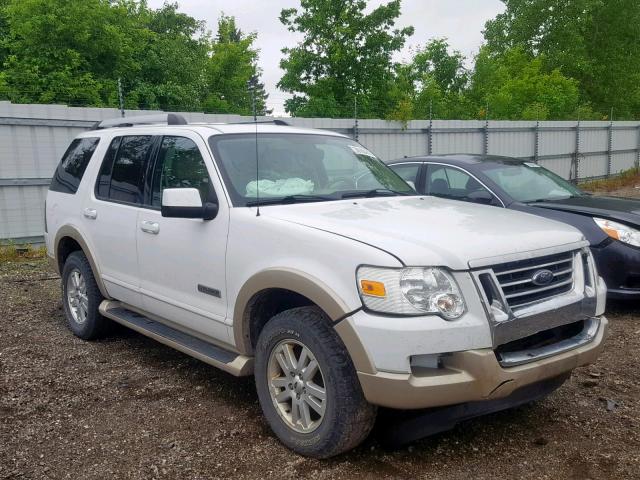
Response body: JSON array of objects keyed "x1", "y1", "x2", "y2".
[{"x1": 1, "y1": 101, "x2": 640, "y2": 242}]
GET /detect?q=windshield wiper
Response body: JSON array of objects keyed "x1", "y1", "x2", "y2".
[
  {"x1": 246, "y1": 194, "x2": 335, "y2": 206},
  {"x1": 340, "y1": 188, "x2": 413, "y2": 199},
  {"x1": 525, "y1": 195, "x2": 576, "y2": 203}
]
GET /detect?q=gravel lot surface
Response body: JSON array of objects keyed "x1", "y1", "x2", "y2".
[{"x1": 1, "y1": 259, "x2": 638, "y2": 480}]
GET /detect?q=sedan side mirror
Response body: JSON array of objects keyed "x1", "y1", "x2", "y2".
[
  {"x1": 467, "y1": 190, "x2": 495, "y2": 205},
  {"x1": 161, "y1": 188, "x2": 218, "y2": 220}
]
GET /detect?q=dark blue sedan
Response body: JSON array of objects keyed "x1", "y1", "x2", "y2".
[{"x1": 386, "y1": 155, "x2": 640, "y2": 300}]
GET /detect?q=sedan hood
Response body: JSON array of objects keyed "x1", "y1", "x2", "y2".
[
  {"x1": 528, "y1": 195, "x2": 640, "y2": 227},
  {"x1": 264, "y1": 196, "x2": 586, "y2": 269}
]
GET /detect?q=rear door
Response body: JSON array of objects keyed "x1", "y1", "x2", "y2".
[
  {"x1": 84, "y1": 135, "x2": 156, "y2": 307},
  {"x1": 135, "y1": 133, "x2": 231, "y2": 344}
]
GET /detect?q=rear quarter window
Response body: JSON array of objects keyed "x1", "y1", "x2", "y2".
[
  {"x1": 49, "y1": 137, "x2": 100, "y2": 194},
  {"x1": 94, "y1": 135, "x2": 154, "y2": 205}
]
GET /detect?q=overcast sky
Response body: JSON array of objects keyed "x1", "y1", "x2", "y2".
[{"x1": 147, "y1": 0, "x2": 505, "y2": 115}]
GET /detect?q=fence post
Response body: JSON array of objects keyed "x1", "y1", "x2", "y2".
[
  {"x1": 483, "y1": 105, "x2": 489, "y2": 156},
  {"x1": 573, "y1": 120, "x2": 581, "y2": 182},
  {"x1": 636, "y1": 124, "x2": 640, "y2": 171},
  {"x1": 607, "y1": 120, "x2": 613, "y2": 177},
  {"x1": 353, "y1": 97, "x2": 359, "y2": 142},
  {"x1": 427, "y1": 100, "x2": 433, "y2": 155},
  {"x1": 534, "y1": 120, "x2": 540, "y2": 163},
  {"x1": 606, "y1": 107, "x2": 614, "y2": 177},
  {"x1": 117, "y1": 78, "x2": 125, "y2": 118}
]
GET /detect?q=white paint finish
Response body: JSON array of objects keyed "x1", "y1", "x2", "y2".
[
  {"x1": 261, "y1": 196, "x2": 585, "y2": 271},
  {"x1": 225, "y1": 207, "x2": 402, "y2": 321},
  {"x1": 162, "y1": 188, "x2": 203, "y2": 208},
  {"x1": 136, "y1": 133, "x2": 232, "y2": 343},
  {"x1": 347, "y1": 271, "x2": 492, "y2": 373}
]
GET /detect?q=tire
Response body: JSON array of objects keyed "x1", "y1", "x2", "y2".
[
  {"x1": 61, "y1": 251, "x2": 111, "y2": 340},
  {"x1": 254, "y1": 306, "x2": 377, "y2": 458}
]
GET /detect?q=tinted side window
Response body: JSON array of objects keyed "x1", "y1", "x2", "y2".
[
  {"x1": 389, "y1": 164, "x2": 420, "y2": 188},
  {"x1": 96, "y1": 136, "x2": 153, "y2": 204},
  {"x1": 49, "y1": 138, "x2": 100, "y2": 194},
  {"x1": 426, "y1": 165, "x2": 490, "y2": 200},
  {"x1": 95, "y1": 137, "x2": 121, "y2": 198},
  {"x1": 150, "y1": 136, "x2": 214, "y2": 207}
]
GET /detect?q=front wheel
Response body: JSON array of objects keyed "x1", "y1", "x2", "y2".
[{"x1": 254, "y1": 306, "x2": 377, "y2": 458}]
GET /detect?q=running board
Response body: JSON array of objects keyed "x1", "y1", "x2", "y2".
[{"x1": 99, "y1": 300, "x2": 253, "y2": 376}]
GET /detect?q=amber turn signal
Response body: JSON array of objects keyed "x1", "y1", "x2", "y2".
[{"x1": 360, "y1": 280, "x2": 386, "y2": 297}]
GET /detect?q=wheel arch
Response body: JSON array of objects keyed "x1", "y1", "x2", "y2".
[
  {"x1": 233, "y1": 268, "x2": 375, "y2": 374},
  {"x1": 53, "y1": 225, "x2": 110, "y2": 299}
]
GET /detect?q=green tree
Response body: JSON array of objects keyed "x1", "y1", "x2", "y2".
[
  {"x1": 0, "y1": 1, "x2": 269, "y2": 115},
  {"x1": 484, "y1": 0, "x2": 640, "y2": 119},
  {"x1": 0, "y1": 0, "x2": 137, "y2": 105},
  {"x1": 0, "y1": 0, "x2": 9, "y2": 69},
  {"x1": 203, "y1": 14, "x2": 270, "y2": 115},
  {"x1": 468, "y1": 46, "x2": 581, "y2": 120},
  {"x1": 124, "y1": 2, "x2": 210, "y2": 111},
  {"x1": 387, "y1": 39, "x2": 473, "y2": 122},
  {"x1": 278, "y1": 0, "x2": 414, "y2": 118}
]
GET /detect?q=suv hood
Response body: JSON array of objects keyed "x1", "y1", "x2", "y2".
[{"x1": 264, "y1": 196, "x2": 586, "y2": 270}]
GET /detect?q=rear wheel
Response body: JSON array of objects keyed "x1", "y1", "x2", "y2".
[
  {"x1": 255, "y1": 306, "x2": 377, "y2": 458},
  {"x1": 61, "y1": 251, "x2": 111, "y2": 340}
]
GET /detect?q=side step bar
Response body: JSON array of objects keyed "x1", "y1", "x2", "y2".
[{"x1": 99, "y1": 300, "x2": 253, "y2": 376}]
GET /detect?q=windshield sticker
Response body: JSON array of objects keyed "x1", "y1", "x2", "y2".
[
  {"x1": 524, "y1": 162, "x2": 541, "y2": 168},
  {"x1": 349, "y1": 145, "x2": 377, "y2": 158}
]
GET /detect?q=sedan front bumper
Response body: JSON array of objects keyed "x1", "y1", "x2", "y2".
[{"x1": 591, "y1": 239, "x2": 640, "y2": 299}]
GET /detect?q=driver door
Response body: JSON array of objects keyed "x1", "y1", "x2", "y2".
[{"x1": 136, "y1": 133, "x2": 231, "y2": 344}]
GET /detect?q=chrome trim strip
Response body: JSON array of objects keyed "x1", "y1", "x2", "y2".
[
  {"x1": 500, "y1": 267, "x2": 573, "y2": 287},
  {"x1": 495, "y1": 257, "x2": 573, "y2": 276},
  {"x1": 498, "y1": 317, "x2": 600, "y2": 367},
  {"x1": 504, "y1": 277, "x2": 574, "y2": 299},
  {"x1": 468, "y1": 240, "x2": 589, "y2": 269}
]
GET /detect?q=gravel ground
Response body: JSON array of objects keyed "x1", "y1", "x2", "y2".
[{"x1": 1, "y1": 259, "x2": 638, "y2": 480}]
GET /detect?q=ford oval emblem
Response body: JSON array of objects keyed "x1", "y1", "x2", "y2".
[{"x1": 531, "y1": 269, "x2": 554, "y2": 286}]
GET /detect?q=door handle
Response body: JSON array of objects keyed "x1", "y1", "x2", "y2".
[
  {"x1": 83, "y1": 208, "x2": 97, "y2": 220},
  {"x1": 140, "y1": 220, "x2": 160, "y2": 235}
]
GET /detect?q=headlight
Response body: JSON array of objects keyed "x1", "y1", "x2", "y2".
[
  {"x1": 593, "y1": 218, "x2": 640, "y2": 247},
  {"x1": 357, "y1": 266, "x2": 466, "y2": 319}
]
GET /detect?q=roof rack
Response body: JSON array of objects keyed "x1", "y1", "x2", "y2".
[
  {"x1": 227, "y1": 119, "x2": 290, "y2": 126},
  {"x1": 91, "y1": 113, "x2": 188, "y2": 130}
]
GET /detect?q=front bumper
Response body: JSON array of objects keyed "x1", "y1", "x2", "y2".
[
  {"x1": 591, "y1": 239, "x2": 640, "y2": 299},
  {"x1": 356, "y1": 315, "x2": 607, "y2": 409}
]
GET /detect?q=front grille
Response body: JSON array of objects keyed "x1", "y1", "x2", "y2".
[{"x1": 492, "y1": 251, "x2": 575, "y2": 309}]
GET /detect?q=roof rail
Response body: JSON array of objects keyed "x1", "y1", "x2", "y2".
[
  {"x1": 228, "y1": 119, "x2": 290, "y2": 126},
  {"x1": 91, "y1": 113, "x2": 188, "y2": 130}
]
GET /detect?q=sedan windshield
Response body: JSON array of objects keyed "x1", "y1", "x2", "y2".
[
  {"x1": 477, "y1": 162, "x2": 584, "y2": 203},
  {"x1": 208, "y1": 133, "x2": 413, "y2": 206}
]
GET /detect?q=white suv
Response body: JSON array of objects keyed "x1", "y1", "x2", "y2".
[{"x1": 45, "y1": 114, "x2": 608, "y2": 457}]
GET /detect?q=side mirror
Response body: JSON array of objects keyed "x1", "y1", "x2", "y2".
[
  {"x1": 467, "y1": 190, "x2": 495, "y2": 205},
  {"x1": 161, "y1": 188, "x2": 218, "y2": 220}
]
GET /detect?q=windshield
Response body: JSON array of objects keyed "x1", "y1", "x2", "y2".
[
  {"x1": 477, "y1": 162, "x2": 584, "y2": 203},
  {"x1": 208, "y1": 133, "x2": 413, "y2": 206}
]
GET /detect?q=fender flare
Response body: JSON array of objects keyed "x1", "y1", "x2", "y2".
[
  {"x1": 232, "y1": 268, "x2": 376, "y2": 374},
  {"x1": 53, "y1": 225, "x2": 110, "y2": 299}
]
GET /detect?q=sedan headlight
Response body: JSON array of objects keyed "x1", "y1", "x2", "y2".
[
  {"x1": 357, "y1": 266, "x2": 466, "y2": 319},
  {"x1": 593, "y1": 218, "x2": 640, "y2": 247}
]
